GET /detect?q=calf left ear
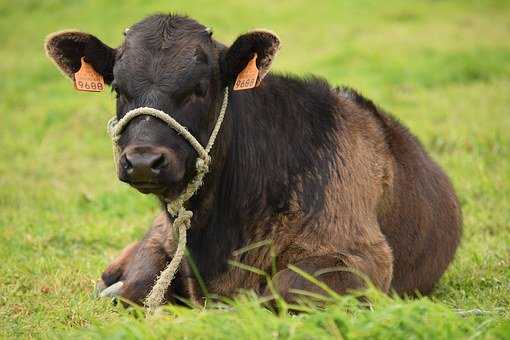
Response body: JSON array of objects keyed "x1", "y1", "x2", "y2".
[
  {"x1": 44, "y1": 30, "x2": 116, "y2": 84},
  {"x1": 221, "y1": 30, "x2": 280, "y2": 87}
]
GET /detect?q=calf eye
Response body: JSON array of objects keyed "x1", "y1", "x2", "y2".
[
  {"x1": 111, "y1": 84, "x2": 121, "y2": 99},
  {"x1": 194, "y1": 82, "x2": 207, "y2": 97},
  {"x1": 111, "y1": 83, "x2": 130, "y2": 101}
]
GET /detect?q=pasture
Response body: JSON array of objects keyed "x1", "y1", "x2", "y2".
[{"x1": 0, "y1": 0, "x2": 509, "y2": 338}]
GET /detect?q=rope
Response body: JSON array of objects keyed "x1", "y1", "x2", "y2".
[
  {"x1": 144, "y1": 207, "x2": 190, "y2": 310},
  {"x1": 106, "y1": 87, "x2": 229, "y2": 313}
]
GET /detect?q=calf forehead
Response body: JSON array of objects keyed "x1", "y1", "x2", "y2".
[
  {"x1": 114, "y1": 16, "x2": 211, "y2": 92},
  {"x1": 126, "y1": 14, "x2": 208, "y2": 51},
  {"x1": 115, "y1": 45, "x2": 202, "y2": 84}
]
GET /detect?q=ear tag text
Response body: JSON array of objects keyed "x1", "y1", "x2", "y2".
[
  {"x1": 74, "y1": 57, "x2": 104, "y2": 92},
  {"x1": 233, "y1": 54, "x2": 259, "y2": 91}
]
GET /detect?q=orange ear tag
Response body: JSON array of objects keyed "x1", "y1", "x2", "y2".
[
  {"x1": 233, "y1": 54, "x2": 259, "y2": 91},
  {"x1": 74, "y1": 57, "x2": 105, "y2": 92}
]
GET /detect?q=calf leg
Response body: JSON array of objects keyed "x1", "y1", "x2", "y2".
[
  {"x1": 98, "y1": 241, "x2": 140, "y2": 289},
  {"x1": 268, "y1": 246, "x2": 393, "y2": 304},
  {"x1": 97, "y1": 212, "x2": 176, "y2": 304}
]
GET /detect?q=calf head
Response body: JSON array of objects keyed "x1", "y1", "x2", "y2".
[{"x1": 45, "y1": 14, "x2": 280, "y2": 199}]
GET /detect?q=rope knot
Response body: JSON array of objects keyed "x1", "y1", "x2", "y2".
[{"x1": 174, "y1": 208, "x2": 193, "y2": 230}]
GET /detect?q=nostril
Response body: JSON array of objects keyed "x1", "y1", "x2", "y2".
[
  {"x1": 121, "y1": 154, "x2": 133, "y2": 173},
  {"x1": 150, "y1": 154, "x2": 167, "y2": 172}
]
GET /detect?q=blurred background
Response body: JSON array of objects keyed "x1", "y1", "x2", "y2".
[{"x1": 0, "y1": 0, "x2": 509, "y2": 337}]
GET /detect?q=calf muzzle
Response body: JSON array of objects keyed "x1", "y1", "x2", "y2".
[{"x1": 118, "y1": 145, "x2": 174, "y2": 193}]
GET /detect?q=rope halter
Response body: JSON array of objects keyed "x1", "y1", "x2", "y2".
[{"x1": 106, "y1": 87, "x2": 229, "y2": 312}]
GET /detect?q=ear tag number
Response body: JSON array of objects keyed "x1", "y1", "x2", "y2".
[
  {"x1": 74, "y1": 57, "x2": 104, "y2": 92},
  {"x1": 233, "y1": 54, "x2": 259, "y2": 91}
]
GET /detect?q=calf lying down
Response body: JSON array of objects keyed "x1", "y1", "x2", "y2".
[{"x1": 45, "y1": 14, "x2": 461, "y2": 306}]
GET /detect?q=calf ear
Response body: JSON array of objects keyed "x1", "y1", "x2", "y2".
[
  {"x1": 221, "y1": 30, "x2": 280, "y2": 86},
  {"x1": 44, "y1": 30, "x2": 116, "y2": 84}
]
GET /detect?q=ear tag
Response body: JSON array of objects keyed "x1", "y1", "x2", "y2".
[
  {"x1": 233, "y1": 54, "x2": 259, "y2": 91},
  {"x1": 74, "y1": 57, "x2": 104, "y2": 92}
]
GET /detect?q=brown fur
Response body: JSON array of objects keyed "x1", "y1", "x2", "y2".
[{"x1": 99, "y1": 85, "x2": 461, "y2": 304}]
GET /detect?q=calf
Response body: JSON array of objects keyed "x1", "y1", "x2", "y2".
[{"x1": 45, "y1": 14, "x2": 461, "y2": 305}]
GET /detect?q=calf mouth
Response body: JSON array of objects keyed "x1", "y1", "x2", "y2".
[
  {"x1": 117, "y1": 144, "x2": 188, "y2": 199},
  {"x1": 128, "y1": 181, "x2": 186, "y2": 202},
  {"x1": 129, "y1": 182, "x2": 168, "y2": 195}
]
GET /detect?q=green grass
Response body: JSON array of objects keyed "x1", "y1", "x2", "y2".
[{"x1": 1, "y1": 0, "x2": 509, "y2": 338}]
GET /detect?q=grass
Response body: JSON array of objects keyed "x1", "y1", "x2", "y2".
[{"x1": 0, "y1": 0, "x2": 509, "y2": 338}]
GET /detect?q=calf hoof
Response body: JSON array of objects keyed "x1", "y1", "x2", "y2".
[
  {"x1": 95, "y1": 280, "x2": 124, "y2": 298},
  {"x1": 94, "y1": 277, "x2": 156, "y2": 306}
]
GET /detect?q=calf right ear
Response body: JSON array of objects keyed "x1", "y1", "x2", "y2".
[{"x1": 44, "y1": 30, "x2": 116, "y2": 84}]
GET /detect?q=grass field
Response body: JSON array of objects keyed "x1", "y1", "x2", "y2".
[{"x1": 1, "y1": 0, "x2": 509, "y2": 338}]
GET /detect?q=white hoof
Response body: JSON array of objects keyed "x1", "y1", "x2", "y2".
[{"x1": 98, "y1": 281, "x2": 124, "y2": 298}]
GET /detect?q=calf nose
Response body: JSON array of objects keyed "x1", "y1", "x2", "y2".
[{"x1": 120, "y1": 147, "x2": 168, "y2": 183}]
